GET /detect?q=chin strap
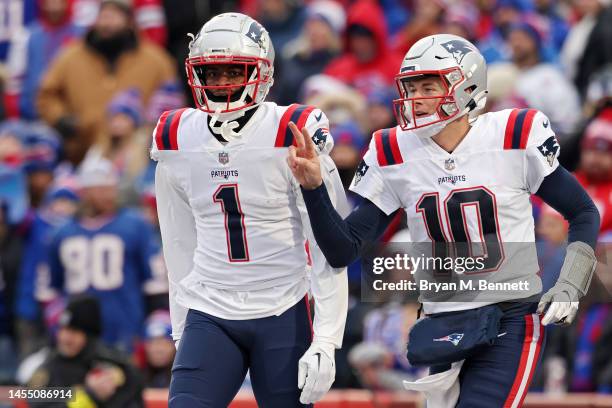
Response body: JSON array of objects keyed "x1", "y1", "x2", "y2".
[{"x1": 209, "y1": 108, "x2": 244, "y2": 141}]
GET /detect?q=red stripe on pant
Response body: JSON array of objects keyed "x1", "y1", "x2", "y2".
[{"x1": 503, "y1": 314, "x2": 544, "y2": 408}]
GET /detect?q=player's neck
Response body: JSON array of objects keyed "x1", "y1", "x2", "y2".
[
  {"x1": 208, "y1": 105, "x2": 259, "y2": 144},
  {"x1": 431, "y1": 116, "x2": 471, "y2": 153}
]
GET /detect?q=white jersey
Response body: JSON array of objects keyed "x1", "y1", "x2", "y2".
[
  {"x1": 350, "y1": 109, "x2": 560, "y2": 314},
  {"x1": 152, "y1": 102, "x2": 349, "y2": 345}
]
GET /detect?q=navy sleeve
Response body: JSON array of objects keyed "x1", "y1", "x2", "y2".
[
  {"x1": 301, "y1": 184, "x2": 396, "y2": 268},
  {"x1": 535, "y1": 166, "x2": 600, "y2": 249}
]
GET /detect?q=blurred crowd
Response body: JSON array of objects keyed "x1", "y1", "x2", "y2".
[{"x1": 0, "y1": 0, "x2": 610, "y2": 403}]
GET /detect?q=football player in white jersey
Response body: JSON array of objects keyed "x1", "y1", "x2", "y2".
[
  {"x1": 287, "y1": 34, "x2": 600, "y2": 407},
  {"x1": 151, "y1": 13, "x2": 349, "y2": 407}
]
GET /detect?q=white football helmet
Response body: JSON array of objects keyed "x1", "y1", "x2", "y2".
[
  {"x1": 393, "y1": 34, "x2": 487, "y2": 139},
  {"x1": 186, "y1": 13, "x2": 275, "y2": 119}
]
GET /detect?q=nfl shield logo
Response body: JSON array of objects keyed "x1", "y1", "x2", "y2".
[
  {"x1": 218, "y1": 152, "x2": 229, "y2": 165},
  {"x1": 444, "y1": 158, "x2": 455, "y2": 171}
]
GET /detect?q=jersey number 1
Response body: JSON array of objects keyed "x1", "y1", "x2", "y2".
[
  {"x1": 213, "y1": 184, "x2": 250, "y2": 262},
  {"x1": 416, "y1": 186, "x2": 504, "y2": 272}
]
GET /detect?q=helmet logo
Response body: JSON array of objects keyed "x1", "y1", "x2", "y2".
[
  {"x1": 246, "y1": 22, "x2": 265, "y2": 48},
  {"x1": 441, "y1": 40, "x2": 474, "y2": 64}
]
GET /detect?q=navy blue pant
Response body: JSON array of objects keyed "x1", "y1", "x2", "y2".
[
  {"x1": 454, "y1": 303, "x2": 546, "y2": 408},
  {"x1": 169, "y1": 298, "x2": 313, "y2": 408}
]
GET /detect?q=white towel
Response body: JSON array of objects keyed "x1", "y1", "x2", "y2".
[{"x1": 403, "y1": 360, "x2": 464, "y2": 408}]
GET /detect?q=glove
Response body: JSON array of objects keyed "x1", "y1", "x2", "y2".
[
  {"x1": 537, "y1": 287, "x2": 579, "y2": 326},
  {"x1": 537, "y1": 242, "x2": 596, "y2": 326},
  {"x1": 298, "y1": 341, "x2": 335, "y2": 404}
]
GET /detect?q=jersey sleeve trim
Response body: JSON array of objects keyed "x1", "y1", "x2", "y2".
[
  {"x1": 503, "y1": 108, "x2": 538, "y2": 150},
  {"x1": 374, "y1": 127, "x2": 403, "y2": 166},
  {"x1": 274, "y1": 104, "x2": 316, "y2": 147},
  {"x1": 154, "y1": 108, "x2": 188, "y2": 150}
]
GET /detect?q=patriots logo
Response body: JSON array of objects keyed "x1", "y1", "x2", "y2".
[
  {"x1": 433, "y1": 333, "x2": 464, "y2": 346},
  {"x1": 246, "y1": 22, "x2": 265, "y2": 48},
  {"x1": 353, "y1": 160, "x2": 370, "y2": 186},
  {"x1": 441, "y1": 40, "x2": 474, "y2": 64},
  {"x1": 537, "y1": 136, "x2": 560, "y2": 167},
  {"x1": 311, "y1": 128, "x2": 329, "y2": 151}
]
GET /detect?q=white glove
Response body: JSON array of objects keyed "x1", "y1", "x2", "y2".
[
  {"x1": 537, "y1": 294, "x2": 579, "y2": 326},
  {"x1": 298, "y1": 341, "x2": 336, "y2": 404}
]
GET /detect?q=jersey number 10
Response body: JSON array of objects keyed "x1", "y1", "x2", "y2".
[{"x1": 416, "y1": 186, "x2": 505, "y2": 272}]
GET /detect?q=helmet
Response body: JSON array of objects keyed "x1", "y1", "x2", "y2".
[
  {"x1": 393, "y1": 34, "x2": 487, "y2": 139},
  {"x1": 186, "y1": 13, "x2": 275, "y2": 118}
]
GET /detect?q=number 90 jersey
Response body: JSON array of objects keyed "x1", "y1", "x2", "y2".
[
  {"x1": 351, "y1": 109, "x2": 561, "y2": 314},
  {"x1": 152, "y1": 102, "x2": 346, "y2": 330}
]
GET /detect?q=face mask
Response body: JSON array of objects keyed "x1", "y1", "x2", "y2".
[{"x1": 412, "y1": 113, "x2": 450, "y2": 139}]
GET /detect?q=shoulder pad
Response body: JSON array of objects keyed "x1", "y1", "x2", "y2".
[
  {"x1": 503, "y1": 108, "x2": 539, "y2": 150},
  {"x1": 374, "y1": 127, "x2": 404, "y2": 166},
  {"x1": 153, "y1": 108, "x2": 190, "y2": 151},
  {"x1": 274, "y1": 104, "x2": 317, "y2": 147}
]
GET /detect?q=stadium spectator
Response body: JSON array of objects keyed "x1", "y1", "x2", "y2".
[
  {"x1": 364, "y1": 87, "x2": 396, "y2": 138},
  {"x1": 47, "y1": 158, "x2": 166, "y2": 352},
  {"x1": 392, "y1": 0, "x2": 446, "y2": 54},
  {"x1": 574, "y1": 118, "x2": 612, "y2": 234},
  {"x1": 84, "y1": 88, "x2": 150, "y2": 204},
  {"x1": 144, "y1": 80, "x2": 184, "y2": 127},
  {"x1": 533, "y1": 0, "x2": 569, "y2": 54},
  {"x1": 304, "y1": 76, "x2": 367, "y2": 130},
  {"x1": 477, "y1": 0, "x2": 528, "y2": 63},
  {"x1": 276, "y1": 0, "x2": 345, "y2": 105},
  {"x1": 504, "y1": 22, "x2": 581, "y2": 137},
  {"x1": 138, "y1": 310, "x2": 174, "y2": 388},
  {"x1": 21, "y1": 124, "x2": 61, "y2": 209},
  {"x1": 15, "y1": 181, "x2": 79, "y2": 358},
  {"x1": 37, "y1": 0, "x2": 176, "y2": 165},
  {"x1": 324, "y1": 0, "x2": 403, "y2": 96},
  {"x1": 443, "y1": 2, "x2": 479, "y2": 43},
  {"x1": 348, "y1": 301, "x2": 424, "y2": 391},
  {"x1": 70, "y1": 0, "x2": 167, "y2": 47},
  {"x1": 560, "y1": 0, "x2": 607, "y2": 84},
  {"x1": 0, "y1": 121, "x2": 61, "y2": 209},
  {"x1": 574, "y1": 3, "x2": 612, "y2": 96},
  {"x1": 4, "y1": 0, "x2": 84, "y2": 119},
  {"x1": 27, "y1": 295, "x2": 145, "y2": 407},
  {"x1": 329, "y1": 122, "x2": 367, "y2": 192},
  {"x1": 379, "y1": 0, "x2": 411, "y2": 38},
  {"x1": 255, "y1": 0, "x2": 305, "y2": 56},
  {"x1": 0, "y1": 0, "x2": 37, "y2": 62}
]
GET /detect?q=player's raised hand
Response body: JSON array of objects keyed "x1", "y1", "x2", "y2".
[{"x1": 287, "y1": 122, "x2": 323, "y2": 190}]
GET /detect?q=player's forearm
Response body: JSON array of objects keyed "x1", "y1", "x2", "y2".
[
  {"x1": 535, "y1": 166, "x2": 601, "y2": 248},
  {"x1": 311, "y1": 268, "x2": 348, "y2": 347},
  {"x1": 300, "y1": 183, "x2": 394, "y2": 267}
]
